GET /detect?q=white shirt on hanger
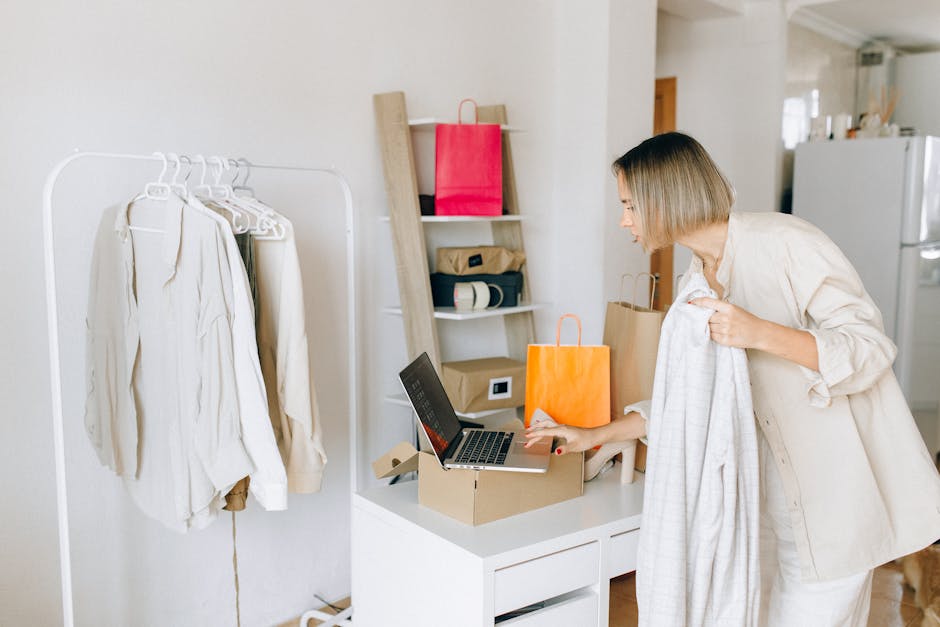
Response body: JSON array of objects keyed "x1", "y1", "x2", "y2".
[
  {"x1": 86, "y1": 196, "x2": 253, "y2": 531},
  {"x1": 187, "y1": 195, "x2": 288, "y2": 511},
  {"x1": 255, "y1": 217, "x2": 327, "y2": 493}
]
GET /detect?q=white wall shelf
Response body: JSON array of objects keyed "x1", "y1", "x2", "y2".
[
  {"x1": 379, "y1": 215, "x2": 524, "y2": 223},
  {"x1": 382, "y1": 303, "x2": 545, "y2": 321},
  {"x1": 408, "y1": 117, "x2": 523, "y2": 133},
  {"x1": 384, "y1": 393, "x2": 519, "y2": 420}
]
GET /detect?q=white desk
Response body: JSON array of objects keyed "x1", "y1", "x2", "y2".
[{"x1": 351, "y1": 468, "x2": 645, "y2": 626}]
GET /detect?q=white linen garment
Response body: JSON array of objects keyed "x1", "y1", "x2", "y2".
[
  {"x1": 630, "y1": 273, "x2": 760, "y2": 627},
  {"x1": 86, "y1": 196, "x2": 253, "y2": 531},
  {"x1": 187, "y1": 196, "x2": 287, "y2": 511},
  {"x1": 255, "y1": 218, "x2": 327, "y2": 493}
]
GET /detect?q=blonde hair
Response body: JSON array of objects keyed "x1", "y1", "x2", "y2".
[{"x1": 612, "y1": 132, "x2": 734, "y2": 251}]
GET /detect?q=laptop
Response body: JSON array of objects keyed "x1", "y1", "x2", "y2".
[{"x1": 399, "y1": 352, "x2": 552, "y2": 473}]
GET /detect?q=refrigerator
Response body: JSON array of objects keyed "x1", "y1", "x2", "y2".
[{"x1": 793, "y1": 136, "x2": 940, "y2": 454}]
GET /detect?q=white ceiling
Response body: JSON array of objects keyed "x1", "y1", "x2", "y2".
[{"x1": 795, "y1": 0, "x2": 940, "y2": 51}]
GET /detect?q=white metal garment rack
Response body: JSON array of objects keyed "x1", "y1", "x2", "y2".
[{"x1": 42, "y1": 151, "x2": 358, "y2": 627}]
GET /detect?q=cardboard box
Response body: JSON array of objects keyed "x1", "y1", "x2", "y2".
[
  {"x1": 442, "y1": 357, "x2": 526, "y2": 414},
  {"x1": 372, "y1": 429, "x2": 584, "y2": 525}
]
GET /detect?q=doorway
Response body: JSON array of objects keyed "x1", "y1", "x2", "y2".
[{"x1": 651, "y1": 77, "x2": 676, "y2": 310}]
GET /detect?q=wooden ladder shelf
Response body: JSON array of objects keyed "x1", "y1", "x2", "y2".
[{"x1": 373, "y1": 91, "x2": 537, "y2": 374}]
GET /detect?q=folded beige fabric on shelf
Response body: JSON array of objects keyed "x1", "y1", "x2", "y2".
[{"x1": 436, "y1": 245, "x2": 525, "y2": 275}]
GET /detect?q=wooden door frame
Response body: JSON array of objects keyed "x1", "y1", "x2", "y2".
[{"x1": 651, "y1": 77, "x2": 677, "y2": 310}]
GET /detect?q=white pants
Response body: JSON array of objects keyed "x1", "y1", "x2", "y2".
[{"x1": 758, "y1": 432, "x2": 873, "y2": 627}]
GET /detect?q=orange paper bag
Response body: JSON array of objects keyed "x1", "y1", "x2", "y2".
[{"x1": 525, "y1": 314, "x2": 611, "y2": 428}]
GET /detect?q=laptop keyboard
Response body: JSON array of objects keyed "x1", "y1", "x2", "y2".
[{"x1": 454, "y1": 430, "x2": 513, "y2": 465}]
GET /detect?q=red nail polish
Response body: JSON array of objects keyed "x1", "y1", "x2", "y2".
[{"x1": 555, "y1": 448, "x2": 562, "y2": 455}]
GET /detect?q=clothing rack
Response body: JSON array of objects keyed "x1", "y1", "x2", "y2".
[{"x1": 42, "y1": 151, "x2": 358, "y2": 627}]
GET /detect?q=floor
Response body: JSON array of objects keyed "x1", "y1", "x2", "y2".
[{"x1": 609, "y1": 562, "x2": 924, "y2": 626}]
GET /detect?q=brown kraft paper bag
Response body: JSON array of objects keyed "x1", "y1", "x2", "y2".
[{"x1": 602, "y1": 273, "x2": 664, "y2": 472}]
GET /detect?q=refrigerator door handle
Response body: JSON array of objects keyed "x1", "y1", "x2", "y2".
[{"x1": 901, "y1": 239, "x2": 940, "y2": 249}]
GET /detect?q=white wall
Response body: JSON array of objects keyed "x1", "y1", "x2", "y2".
[
  {"x1": 896, "y1": 51, "x2": 940, "y2": 136},
  {"x1": 0, "y1": 1, "x2": 656, "y2": 625},
  {"x1": 780, "y1": 22, "x2": 857, "y2": 190},
  {"x1": 553, "y1": 0, "x2": 658, "y2": 342},
  {"x1": 656, "y1": 1, "x2": 788, "y2": 272},
  {"x1": 604, "y1": 0, "x2": 659, "y2": 323},
  {"x1": 784, "y1": 22, "x2": 857, "y2": 130}
]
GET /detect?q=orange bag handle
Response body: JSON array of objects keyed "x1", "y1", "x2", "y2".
[
  {"x1": 555, "y1": 314, "x2": 582, "y2": 347},
  {"x1": 457, "y1": 98, "x2": 479, "y2": 125}
]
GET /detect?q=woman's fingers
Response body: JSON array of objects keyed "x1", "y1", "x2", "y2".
[
  {"x1": 689, "y1": 296, "x2": 723, "y2": 310},
  {"x1": 524, "y1": 426, "x2": 563, "y2": 448}
]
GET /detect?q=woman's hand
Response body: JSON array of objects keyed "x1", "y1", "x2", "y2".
[
  {"x1": 524, "y1": 423, "x2": 598, "y2": 455},
  {"x1": 690, "y1": 296, "x2": 820, "y2": 370},
  {"x1": 689, "y1": 297, "x2": 769, "y2": 349}
]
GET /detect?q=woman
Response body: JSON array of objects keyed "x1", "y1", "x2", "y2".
[{"x1": 526, "y1": 132, "x2": 940, "y2": 625}]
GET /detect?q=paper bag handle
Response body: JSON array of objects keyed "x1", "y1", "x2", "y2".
[
  {"x1": 618, "y1": 273, "x2": 632, "y2": 303},
  {"x1": 634, "y1": 272, "x2": 657, "y2": 310},
  {"x1": 555, "y1": 314, "x2": 582, "y2": 347},
  {"x1": 617, "y1": 273, "x2": 657, "y2": 310},
  {"x1": 457, "y1": 99, "x2": 479, "y2": 125}
]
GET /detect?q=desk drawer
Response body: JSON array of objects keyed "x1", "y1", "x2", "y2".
[
  {"x1": 498, "y1": 591, "x2": 598, "y2": 626},
  {"x1": 607, "y1": 529, "x2": 639, "y2": 577},
  {"x1": 494, "y1": 542, "x2": 599, "y2": 616}
]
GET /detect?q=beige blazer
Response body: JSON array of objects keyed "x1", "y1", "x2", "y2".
[
  {"x1": 255, "y1": 219, "x2": 328, "y2": 494},
  {"x1": 685, "y1": 211, "x2": 940, "y2": 582}
]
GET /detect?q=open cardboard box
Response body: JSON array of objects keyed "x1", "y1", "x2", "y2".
[{"x1": 372, "y1": 422, "x2": 584, "y2": 525}]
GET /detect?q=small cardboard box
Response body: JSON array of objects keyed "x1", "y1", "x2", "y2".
[
  {"x1": 372, "y1": 432, "x2": 584, "y2": 526},
  {"x1": 441, "y1": 357, "x2": 526, "y2": 414}
]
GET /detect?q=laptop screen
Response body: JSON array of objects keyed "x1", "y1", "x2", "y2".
[{"x1": 398, "y1": 352, "x2": 463, "y2": 463}]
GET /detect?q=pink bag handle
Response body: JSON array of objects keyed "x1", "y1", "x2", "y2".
[
  {"x1": 555, "y1": 314, "x2": 582, "y2": 347},
  {"x1": 457, "y1": 98, "x2": 479, "y2": 125}
]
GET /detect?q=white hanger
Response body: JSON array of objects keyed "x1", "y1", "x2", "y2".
[
  {"x1": 166, "y1": 153, "x2": 189, "y2": 197},
  {"x1": 216, "y1": 158, "x2": 286, "y2": 240},
  {"x1": 142, "y1": 152, "x2": 171, "y2": 200},
  {"x1": 232, "y1": 157, "x2": 256, "y2": 198},
  {"x1": 209, "y1": 155, "x2": 234, "y2": 199},
  {"x1": 178, "y1": 155, "x2": 194, "y2": 189},
  {"x1": 129, "y1": 152, "x2": 171, "y2": 234},
  {"x1": 193, "y1": 154, "x2": 225, "y2": 199},
  {"x1": 193, "y1": 154, "x2": 250, "y2": 233},
  {"x1": 211, "y1": 156, "x2": 254, "y2": 234}
]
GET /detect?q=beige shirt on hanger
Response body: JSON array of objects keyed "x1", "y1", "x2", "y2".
[
  {"x1": 86, "y1": 196, "x2": 254, "y2": 531},
  {"x1": 255, "y1": 217, "x2": 327, "y2": 493},
  {"x1": 682, "y1": 210, "x2": 940, "y2": 582}
]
